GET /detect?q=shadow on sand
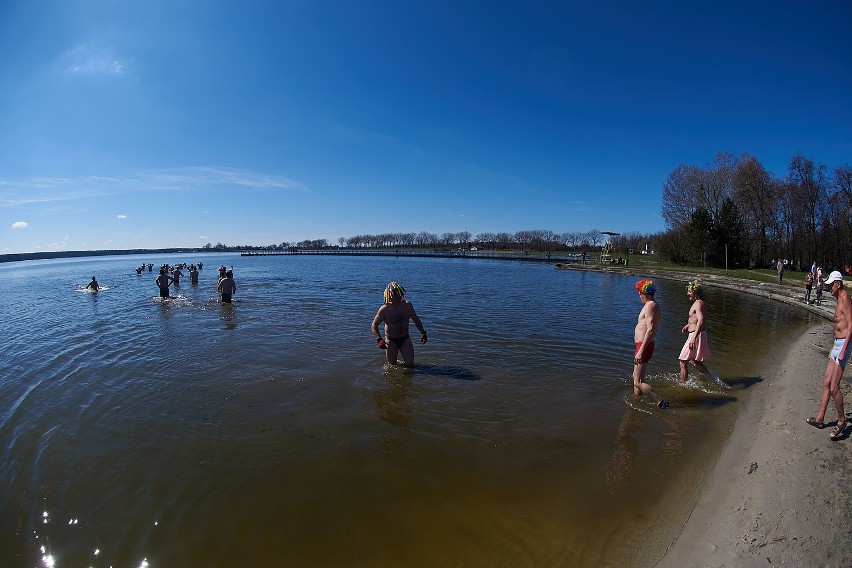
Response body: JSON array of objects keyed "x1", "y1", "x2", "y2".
[{"x1": 725, "y1": 375, "x2": 763, "y2": 390}]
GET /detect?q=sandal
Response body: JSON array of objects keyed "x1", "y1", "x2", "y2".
[
  {"x1": 805, "y1": 417, "x2": 826, "y2": 429},
  {"x1": 829, "y1": 421, "x2": 848, "y2": 441}
]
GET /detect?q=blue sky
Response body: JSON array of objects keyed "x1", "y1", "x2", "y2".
[{"x1": 1, "y1": 0, "x2": 850, "y2": 254}]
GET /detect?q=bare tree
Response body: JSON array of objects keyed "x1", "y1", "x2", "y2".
[
  {"x1": 733, "y1": 154, "x2": 777, "y2": 267},
  {"x1": 586, "y1": 229, "x2": 603, "y2": 247},
  {"x1": 661, "y1": 164, "x2": 704, "y2": 229},
  {"x1": 789, "y1": 153, "x2": 828, "y2": 266}
]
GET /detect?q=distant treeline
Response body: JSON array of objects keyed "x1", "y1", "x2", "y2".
[
  {"x1": 658, "y1": 151, "x2": 852, "y2": 269},
  {"x1": 0, "y1": 248, "x2": 216, "y2": 264},
  {"x1": 203, "y1": 230, "x2": 661, "y2": 255}
]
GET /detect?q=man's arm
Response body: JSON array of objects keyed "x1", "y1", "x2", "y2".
[
  {"x1": 371, "y1": 307, "x2": 386, "y2": 339},
  {"x1": 408, "y1": 304, "x2": 427, "y2": 342}
]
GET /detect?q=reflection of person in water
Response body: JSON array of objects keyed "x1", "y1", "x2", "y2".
[
  {"x1": 606, "y1": 406, "x2": 686, "y2": 494},
  {"x1": 371, "y1": 282, "x2": 427, "y2": 367},
  {"x1": 372, "y1": 373, "x2": 416, "y2": 428}
]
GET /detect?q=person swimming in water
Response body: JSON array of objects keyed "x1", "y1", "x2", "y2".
[
  {"x1": 371, "y1": 282, "x2": 427, "y2": 367},
  {"x1": 85, "y1": 276, "x2": 99, "y2": 291}
]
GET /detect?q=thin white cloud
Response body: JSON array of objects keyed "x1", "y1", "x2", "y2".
[
  {"x1": 61, "y1": 45, "x2": 125, "y2": 76},
  {"x1": 117, "y1": 214, "x2": 127, "y2": 219},
  {"x1": 199, "y1": 235, "x2": 208, "y2": 239},
  {"x1": 12, "y1": 221, "x2": 28, "y2": 229},
  {"x1": 0, "y1": 167, "x2": 307, "y2": 207}
]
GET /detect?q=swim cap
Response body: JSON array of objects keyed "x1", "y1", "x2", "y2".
[
  {"x1": 384, "y1": 281, "x2": 406, "y2": 303},
  {"x1": 635, "y1": 279, "x2": 656, "y2": 296},
  {"x1": 686, "y1": 279, "x2": 704, "y2": 298}
]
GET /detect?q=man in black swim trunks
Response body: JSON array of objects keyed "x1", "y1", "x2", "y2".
[
  {"x1": 156, "y1": 268, "x2": 174, "y2": 298},
  {"x1": 371, "y1": 281, "x2": 427, "y2": 367}
]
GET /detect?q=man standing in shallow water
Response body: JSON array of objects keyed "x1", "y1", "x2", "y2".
[
  {"x1": 371, "y1": 282, "x2": 427, "y2": 367},
  {"x1": 156, "y1": 268, "x2": 173, "y2": 298},
  {"x1": 678, "y1": 279, "x2": 721, "y2": 385},
  {"x1": 806, "y1": 270, "x2": 852, "y2": 440},
  {"x1": 633, "y1": 279, "x2": 669, "y2": 409}
]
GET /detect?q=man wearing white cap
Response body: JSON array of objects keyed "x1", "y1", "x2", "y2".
[{"x1": 805, "y1": 270, "x2": 852, "y2": 440}]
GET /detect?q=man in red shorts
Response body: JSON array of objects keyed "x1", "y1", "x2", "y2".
[{"x1": 634, "y1": 279, "x2": 669, "y2": 409}]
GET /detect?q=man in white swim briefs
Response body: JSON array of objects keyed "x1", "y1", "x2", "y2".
[
  {"x1": 805, "y1": 270, "x2": 852, "y2": 441},
  {"x1": 678, "y1": 279, "x2": 720, "y2": 384}
]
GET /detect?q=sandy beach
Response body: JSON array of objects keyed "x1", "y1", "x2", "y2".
[{"x1": 654, "y1": 309, "x2": 852, "y2": 566}]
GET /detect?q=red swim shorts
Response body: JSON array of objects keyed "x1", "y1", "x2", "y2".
[{"x1": 634, "y1": 341, "x2": 655, "y2": 363}]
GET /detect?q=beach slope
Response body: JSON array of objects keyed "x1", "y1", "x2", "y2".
[{"x1": 656, "y1": 324, "x2": 852, "y2": 567}]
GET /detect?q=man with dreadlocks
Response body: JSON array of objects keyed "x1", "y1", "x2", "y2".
[
  {"x1": 633, "y1": 279, "x2": 669, "y2": 409},
  {"x1": 678, "y1": 279, "x2": 722, "y2": 386},
  {"x1": 371, "y1": 281, "x2": 428, "y2": 367}
]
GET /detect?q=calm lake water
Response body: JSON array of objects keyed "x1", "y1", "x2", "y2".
[{"x1": 0, "y1": 253, "x2": 817, "y2": 567}]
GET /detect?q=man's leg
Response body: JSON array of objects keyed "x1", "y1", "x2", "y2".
[
  {"x1": 828, "y1": 362, "x2": 846, "y2": 423},
  {"x1": 633, "y1": 361, "x2": 661, "y2": 403},
  {"x1": 679, "y1": 359, "x2": 689, "y2": 383},
  {"x1": 691, "y1": 359, "x2": 712, "y2": 378},
  {"x1": 386, "y1": 342, "x2": 399, "y2": 365},
  {"x1": 816, "y1": 361, "x2": 837, "y2": 423},
  {"x1": 399, "y1": 338, "x2": 415, "y2": 367}
]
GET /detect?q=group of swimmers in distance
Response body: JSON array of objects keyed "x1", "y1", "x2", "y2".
[
  {"x1": 83, "y1": 260, "x2": 237, "y2": 303},
  {"x1": 153, "y1": 262, "x2": 235, "y2": 302}
]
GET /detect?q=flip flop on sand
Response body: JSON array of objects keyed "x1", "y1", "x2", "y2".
[
  {"x1": 805, "y1": 417, "x2": 826, "y2": 429},
  {"x1": 829, "y1": 421, "x2": 848, "y2": 441}
]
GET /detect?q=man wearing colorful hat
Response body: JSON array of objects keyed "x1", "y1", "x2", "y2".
[
  {"x1": 633, "y1": 279, "x2": 669, "y2": 409},
  {"x1": 678, "y1": 280, "x2": 723, "y2": 385},
  {"x1": 371, "y1": 282, "x2": 428, "y2": 367}
]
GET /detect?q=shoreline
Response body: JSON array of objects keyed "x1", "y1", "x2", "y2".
[
  {"x1": 653, "y1": 322, "x2": 852, "y2": 566},
  {"x1": 555, "y1": 262, "x2": 835, "y2": 322}
]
